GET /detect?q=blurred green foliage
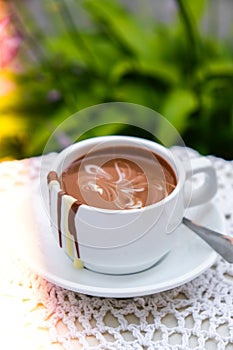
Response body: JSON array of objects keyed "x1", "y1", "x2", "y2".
[{"x1": 2, "y1": 0, "x2": 233, "y2": 159}]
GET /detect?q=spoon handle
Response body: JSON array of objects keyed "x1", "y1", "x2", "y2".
[{"x1": 182, "y1": 217, "x2": 233, "y2": 263}]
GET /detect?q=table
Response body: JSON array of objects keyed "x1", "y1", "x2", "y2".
[{"x1": 0, "y1": 148, "x2": 233, "y2": 350}]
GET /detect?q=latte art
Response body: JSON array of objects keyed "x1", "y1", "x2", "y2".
[
  {"x1": 61, "y1": 146, "x2": 177, "y2": 210},
  {"x1": 80, "y1": 159, "x2": 149, "y2": 209}
]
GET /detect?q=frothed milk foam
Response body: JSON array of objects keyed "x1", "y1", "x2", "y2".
[{"x1": 60, "y1": 146, "x2": 177, "y2": 210}]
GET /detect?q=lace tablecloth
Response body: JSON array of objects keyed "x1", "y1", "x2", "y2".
[{"x1": 0, "y1": 148, "x2": 233, "y2": 350}]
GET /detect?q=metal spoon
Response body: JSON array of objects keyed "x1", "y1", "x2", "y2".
[{"x1": 182, "y1": 217, "x2": 233, "y2": 263}]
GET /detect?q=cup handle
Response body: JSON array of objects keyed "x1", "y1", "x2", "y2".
[{"x1": 184, "y1": 157, "x2": 217, "y2": 207}]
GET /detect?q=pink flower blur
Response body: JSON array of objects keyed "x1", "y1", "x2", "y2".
[{"x1": 0, "y1": 16, "x2": 22, "y2": 68}]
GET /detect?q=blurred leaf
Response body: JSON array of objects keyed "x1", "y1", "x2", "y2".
[
  {"x1": 109, "y1": 59, "x2": 179, "y2": 87},
  {"x1": 200, "y1": 61, "x2": 233, "y2": 80},
  {"x1": 84, "y1": 0, "x2": 152, "y2": 59},
  {"x1": 158, "y1": 89, "x2": 198, "y2": 145},
  {"x1": 44, "y1": 33, "x2": 85, "y2": 64},
  {"x1": 186, "y1": 0, "x2": 206, "y2": 22},
  {"x1": 72, "y1": 80, "x2": 109, "y2": 110},
  {"x1": 109, "y1": 60, "x2": 134, "y2": 82},
  {"x1": 138, "y1": 61, "x2": 180, "y2": 86},
  {"x1": 174, "y1": 0, "x2": 203, "y2": 67},
  {"x1": 78, "y1": 123, "x2": 126, "y2": 140},
  {"x1": 78, "y1": 33, "x2": 124, "y2": 74},
  {"x1": 25, "y1": 106, "x2": 71, "y2": 156},
  {"x1": 112, "y1": 80, "x2": 161, "y2": 108}
]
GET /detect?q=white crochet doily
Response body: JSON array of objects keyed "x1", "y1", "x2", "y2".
[{"x1": 0, "y1": 148, "x2": 233, "y2": 350}]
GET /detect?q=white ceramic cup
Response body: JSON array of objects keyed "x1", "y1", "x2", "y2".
[{"x1": 47, "y1": 136, "x2": 217, "y2": 274}]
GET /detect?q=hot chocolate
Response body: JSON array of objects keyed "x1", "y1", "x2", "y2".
[{"x1": 60, "y1": 146, "x2": 177, "y2": 210}]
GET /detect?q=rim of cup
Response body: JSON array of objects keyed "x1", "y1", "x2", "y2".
[{"x1": 51, "y1": 135, "x2": 185, "y2": 213}]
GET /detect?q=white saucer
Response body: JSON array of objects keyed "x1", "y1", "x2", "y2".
[{"x1": 4, "y1": 188, "x2": 225, "y2": 298}]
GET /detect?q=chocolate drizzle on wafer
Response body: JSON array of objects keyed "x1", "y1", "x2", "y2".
[
  {"x1": 57, "y1": 190, "x2": 65, "y2": 248},
  {"x1": 68, "y1": 201, "x2": 82, "y2": 258},
  {"x1": 47, "y1": 171, "x2": 82, "y2": 259},
  {"x1": 47, "y1": 170, "x2": 59, "y2": 184}
]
